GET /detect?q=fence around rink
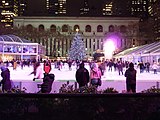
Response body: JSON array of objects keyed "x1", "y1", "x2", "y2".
[{"x1": 11, "y1": 80, "x2": 160, "y2": 93}]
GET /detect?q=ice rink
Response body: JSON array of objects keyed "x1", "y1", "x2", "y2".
[
  {"x1": 3, "y1": 63, "x2": 160, "y2": 81},
  {"x1": 0, "y1": 63, "x2": 160, "y2": 93}
]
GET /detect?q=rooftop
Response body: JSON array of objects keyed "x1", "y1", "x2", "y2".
[{"x1": 0, "y1": 35, "x2": 33, "y2": 43}]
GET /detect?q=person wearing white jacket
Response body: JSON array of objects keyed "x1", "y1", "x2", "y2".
[
  {"x1": 34, "y1": 62, "x2": 43, "y2": 80},
  {"x1": 152, "y1": 62, "x2": 158, "y2": 74}
]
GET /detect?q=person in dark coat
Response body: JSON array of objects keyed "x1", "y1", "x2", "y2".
[
  {"x1": 39, "y1": 73, "x2": 55, "y2": 93},
  {"x1": 138, "y1": 61, "x2": 144, "y2": 73},
  {"x1": 124, "y1": 62, "x2": 137, "y2": 93},
  {"x1": 117, "y1": 61, "x2": 123, "y2": 75},
  {"x1": 0, "y1": 66, "x2": 11, "y2": 92},
  {"x1": 75, "y1": 62, "x2": 90, "y2": 88},
  {"x1": 68, "y1": 59, "x2": 72, "y2": 71}
]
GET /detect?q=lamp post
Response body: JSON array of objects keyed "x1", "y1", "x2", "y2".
[{"x1": 2, "y1": 43, "x2": 4, "y2": 61}]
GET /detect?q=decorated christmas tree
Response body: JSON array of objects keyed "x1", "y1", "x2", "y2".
[{"x1": 68, "y1": 32, "x2": 86, "y2": 60}]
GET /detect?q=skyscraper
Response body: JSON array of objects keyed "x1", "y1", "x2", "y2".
[
  {"x1": 101, "y1": 0, "x2": 131, "y2": 17},
  {"x1": 0, "y1": 0, "x2": 27, "y2": 27},
  {"x1": 151, "y1": 0, "x2": 160, "y2": 41},
  {"x1": 131, "y1": 0, "x2": 149, "y2": 20},
  {"x1": 102, "y1": 0, "x2": 113, "y2": 16},
  {"x1": 22, "y1": 0, "x2": 149, "y2": 18},
  {"x1": 80, "y1": 0, "x2": 89, "y2": 16},
  {"x1": 139, "y1": 0, "x2": 160, "y2": 42},
  {"x1": 46, "y1": 0, "x2": 66, "y2": 16},
  {"x1": 148, "y1": 0, "x2": 155, "y2": 17}
]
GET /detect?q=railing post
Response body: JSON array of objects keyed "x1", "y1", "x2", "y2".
[
  {"x1": 156, "y1": 81, "x2": 159, "y2": 89},
  {"x1": 67, "y1": 81, "x2": 69, "y2": 85},
  {"x1": 20, "y1": 82, "x2": 22, "y2": 91},
  {"x1": 75, "y1": 82, "x2": 77, "y2": 89}
]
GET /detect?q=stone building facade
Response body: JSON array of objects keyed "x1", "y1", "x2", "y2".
[{"x1": 13, "y1": 17, "x2": 139, "y2": 58}]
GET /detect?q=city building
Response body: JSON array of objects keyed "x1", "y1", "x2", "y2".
[
  {"x1": 131, "y1": 0, "x2": 149, "y2": 20},
  {"x1": 102, "y1": 0, "x2": 131, "y2": 17},
  {"x1": 80, "y1": 0, "x2": 89, "y2": 16},
  {"x1": 102, "y1": 0, "x2": 113, "y2": 16},
  {"x1": 151, "y1": 0, "x2": 160, "y2": 41},
  {"x1": 13, "y1": 16, "x2": 139, "y2": 58},
  {"x1": 0, "y1": 0, "x2": 27, "y2": 27},
  {"x1": 1, "y1": 0, "x2": 159, "y2": 58},
  {"x1": 0, "y1": 0, "x2": 153, "y2": 30},
  {"x1": 131, "y1": 0, "x2": 160, "y2": 43},
  {"x1": 46, "y1": 0, "x2": 66, "y2": 16},
  {"x1": 141, "y1": 0, "x2": 160, "y2": 42},
  {"x1": 44, "y1": 0, "x2": 149, "y2": 18}
]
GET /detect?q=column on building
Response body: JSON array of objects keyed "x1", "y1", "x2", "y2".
[
  {"x1": 93, "y1": 38, "x2": 96, "y2": 53},
  {"x1": 47, "y1": 38, "x2": 50, "y2": 56},
  {"x1": 96, "y1": 38, "x2": 100, "y2": 50},
  {"x1": 39, "y1": 38, "x2": 43, "y2": 54},
  {"x1": 53, "y1": 38, "x2": 56, "y2": 57},
  {"x1": 62, "y1": 39, "x2": 64, "y2": 57},
  {"x1": 57, "y1": 39, "x2": 60, "y2": 57},
  {"x1": 100, "y1": 39, "x2": 104, "y2": 50},
  {"x1": 85, "y1": 38, "x2": 88, "y2": 56},
  {"x1": 65, "y1": 39, "x2": 68, "y2": 57},
  {"x1": 88, "y1": 38, "x2": 91, "y2": 55},
  {"x1": 49, "y1": 38, "x2": 51, "y2": 56}
]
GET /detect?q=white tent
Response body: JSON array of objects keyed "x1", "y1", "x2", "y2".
[{"x1": 114, "y1": 41, "x2": 160, "y2": 64}]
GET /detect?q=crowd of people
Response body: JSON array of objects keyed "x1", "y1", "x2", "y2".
[
  {"x1": 0, "y1": 58, "x2": 159, "y2": 93},
  {"x1": 75, "y1": 60, "x2": 137, "y2": 93}
]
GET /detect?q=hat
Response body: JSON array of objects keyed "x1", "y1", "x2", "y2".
[{"x1": 129, "y1": 62, "x2": 134, "y2": 68}]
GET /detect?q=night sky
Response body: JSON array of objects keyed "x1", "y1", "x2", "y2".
[{"x1": 26, "y1": 0, "x2": 47, "y2": 16}]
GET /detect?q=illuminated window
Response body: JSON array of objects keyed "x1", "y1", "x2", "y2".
[
  {"x1": 5, "y1": 3, "x2": 9, "y2": 5},
  {"x1": 74, "y1": 25, "x2": 80, "y2": 31}
]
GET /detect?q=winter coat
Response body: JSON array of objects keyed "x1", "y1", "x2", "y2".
[
  {"x1": 152, "y1": 63, "x2": 158, "y2": 70},
  {"x1": 44, "y1": 62, "x2": 51, "y2": 74},
  {"x1": 1, "y1": 68, "x2": 11, "y2": 92},
  {"x1": 13, "y1": 61, "x2": 17, "y2": 70},
  {"x1": 41, "y1": 74, "x2": 55, "y2": 93},
  {"x1": 76, "y1": 64, "x2": 89, "y2": 87},
  {"x1": 35, "y1": 65, "x2": 43, "y2": 79},
  {"x1": 90, "y1": 67, "x2": 102, "y2": 80},
  {"x1": 125, "y1": 68, "x2": 137, "y2": 84},
  {"x1": 117, "y1": 63, "x2": 123, "y2": 71}
]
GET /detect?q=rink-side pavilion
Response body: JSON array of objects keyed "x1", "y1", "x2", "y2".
[
  {"x1": 113, "y1": 41, "x2": 160, "y2": 64},
  {"x1": 0, "y1": 35, "x2": 45, "y2": 61}
]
